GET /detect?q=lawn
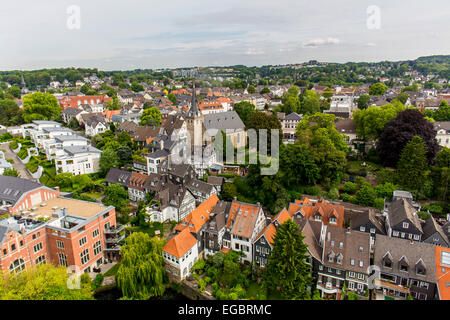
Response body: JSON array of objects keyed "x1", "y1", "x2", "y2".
[
  {"x1": 82, "y1": 192, "x2": 103, "y2": 199},
  {"x1": 126, "y1": 222, "x2": 165, "y2": 238}
]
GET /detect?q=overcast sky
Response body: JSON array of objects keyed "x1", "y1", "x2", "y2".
[{"x1": 1, "y1": 0, "x2": 449, "y2": 70}]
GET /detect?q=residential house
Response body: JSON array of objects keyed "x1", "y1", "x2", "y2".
[
  {"x1": 105, "y1": 168, "x2": 132, "y2": 189},
  {"x1": 127, "y1": 172, "x2": 149, "y2": 203},
  {"x1": 435, "y1": 246, "x2": 450, "y2": 300},
  {"x1": 280, "y1": 112, "x2": 302, "y2": 141},
  {"x1": 81, "y1": 113, "x2": 108, "y2": 137},
  {"x1": 433, "y1": 122, "x2": 450, "y2": 148},
  {"x1": 55, "y1": 146, "x2": 102, "y2": 175},
  {"x1": 373, "y1": 235, "x2": 438, "y2": 300},
  {"x1": 384, "y1": 197, "x2": 423, "y2": 241},
  {"x1": 422, "y1": 216, "x2": 450, "y2": 247}
]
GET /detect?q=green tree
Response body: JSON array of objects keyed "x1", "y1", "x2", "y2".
[
  {"x1": 116, "y1": 232, "x2": 166, "y2": 299},
  {"x1": 432, "y1": 100, "x2": 450, "y2": 121},
  {"x1": 357, "y1": 94, "x2": 370, "y2": 109},
  {"x1": 263, "y1": 219, "x2": 312, "y2": 299},
  {"x1": 279, "y1": 143, "x2": 320, "y2": 186},
  {"x1": 140, "y1": 107, "x2": 162, "y2": 126},
  {"x1": 99, "y1": 148, "x2": 119, "y2": 176},
  {"x1": 281, "y1": 86, "x2": 301, "y2": 114},
  {"x1": 353, "y1": 102, "x2": 406, "y2": 141},
  {"x1": 0, "y1": 99, "x2": 24, "y2": 126},
  {"x1": 167, "y1": 93, "x2": 177, "y2": 104},
  {"x1": 396, "y1": 136, "x2": 429, "y2": 196},
  {"x1": 22, "y1": 92, "x2": 61, "y2": 123},
  {"x1": 222, "y1": 183, "x2": 237, "y2": 201},
  {"x1": 102, "y1": 183, "x2": 129, "y2": 211},
  {"x1": 369, "y1": 82, "x2": 387, "y2": 95},
  {"x1": 6, "y1": 86, "x2": 21, "y2": 99},
  {"x1": 396, "y1": 92, "x2": 409, "y2": 105},
  {"x1": 0, "y1": 264, "x2": 93, "y2": 300},
  {"x1": 260, "y1": 87, "x2": 270, "y2": 94},
  {"x1": 356, "y1": 183, "x2": 377, "y2": 207},
  {"x1": 233, "y1": 101, "x2": 256, "y2": 127},
  {"x1": 300, "y1": 90, "x2": 321, "y2": 115},
  {"x1": 130, "y1": 81, "x2": 144, "y2": 92},
  {"x1": 247, "y1": 85, "x2": 256, "y2": 94},
  {"x1": 431, "y1": 147, "x2": 450, "y2": 201}
]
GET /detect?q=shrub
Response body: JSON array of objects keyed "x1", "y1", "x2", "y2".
[
  {"x1": 341, "y1": 182, "x2": 357, "y2": 194},
  {"x1": 91, "y1": 274, "x2": 104, "y2": 290},
  {"x1": 0, "y1": 133, "x2": 13, "y2": 142},
  {"x1": 418, "y1": 211, "x2": 431, "y2": 220},
  {"x1": 374, "y1": 198, "x2": 385, "y2": 210},
  {"x1": 421, "y1": 203, "x2": 443, "y2": 215},
  {"x1": 9, "y1": 140, "x2": 18, "y2": 149},
  {"x1": 303, "y1": 186, "x2": 322, "y2": 196},
  {"x1": 192, "y1": 259, "x2": 206, "y2": 274},
  {"x1": 327, "y1": 188, "x2": 339, "y2": 200},
  {"x1": 17, "y1": 148, "x2": 28, "y2": 159}
]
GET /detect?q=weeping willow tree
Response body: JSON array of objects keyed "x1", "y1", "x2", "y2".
[{"x1": 116, "y1": 232, "x2": 166, "y2": 299}]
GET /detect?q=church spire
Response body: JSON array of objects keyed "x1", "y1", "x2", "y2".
[{"x1": 188, "y1": 81, "x2": 201, "y2": 118}]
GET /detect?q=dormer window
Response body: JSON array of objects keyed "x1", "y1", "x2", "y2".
[
  {"x1": 383, "y1": 253, "x2": 393, "y2": 268},
  {"x1": 416, "y1": 260, "x2": 426, "y2": 276},
  {"x1": 315, "y1": 214, "x2": 322, "y2": 221},
  {"x1": 336, "y1": 253, "x2": 343, "y2": 265},
  {"x1": 360, "y1": 226, "x2": 366, "y2": 232},
  {"x1": 403, "y1": 222, "x2": 409, "y2": 229},
  {"x1": 329, "y1": 217, "x2": 337, "y2": 224}
]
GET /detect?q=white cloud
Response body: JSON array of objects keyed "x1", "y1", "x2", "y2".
[{"x1": 303, "y1": 37, "x2": 340, "y2": 48}]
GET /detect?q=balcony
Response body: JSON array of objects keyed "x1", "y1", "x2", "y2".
[
  {"x1": 104, "y1": 224, "x2": 124, "y2": 234},
  {"x1": 105, "y1": 234, "x2": 125, "y2": 244}
]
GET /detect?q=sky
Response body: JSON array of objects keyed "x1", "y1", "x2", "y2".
[{"x1": 0, "y1": 0, "x2": 449, "y2": 71}]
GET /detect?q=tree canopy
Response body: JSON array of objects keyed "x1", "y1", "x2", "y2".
[
  {"x1": 233, "y1": 101, "x2": 256, "y2": 127},
  {"x1": 0, "y1": 264, "x2": 93, "y2": 300},
  {"x1": 140, "y1": 107, "x2": 162, "y2": 126},
  {"x1": 376, "y1": 109, "x2": 439, "y2": 167},
  {"x1": 22, "y1": 92, "x2": 61, "y2": 123},
  {"x1": 263, "y1": 219, "x2": 312, "y2": 299},
  {"x1": 369, "y1": 82, "x2": 387, "y2": 95},
  {"x1": 116, "y1": 232, "x2": 166, "y2": 299}
]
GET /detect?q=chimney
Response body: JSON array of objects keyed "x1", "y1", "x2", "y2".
[
  {"x1": 346, "y1": 228, "x2": 351, "y2": 234},
  {"x1": 54, "y1": 186, "x2": 60, "y2": 195},
  {"x1": 160, "y1": 140, "x2": 164, "y2": 150}
]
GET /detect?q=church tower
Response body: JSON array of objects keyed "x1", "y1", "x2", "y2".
[{"x1": 186, "y1": 82, "x2": 204, "y2": 148}]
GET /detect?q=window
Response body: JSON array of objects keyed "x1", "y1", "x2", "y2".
[
  {"x1": 57, "y1": 240, "x2": 64, "y2": 249},
  {"x1": 414, "y1": 234, "x2": 420, "y2": 241},
  {"x1": 370, "y1": 228, "x2": 376, "y2": 233},
  {"x1": 92, "y1": 229, "x2": 99, "y2": 238},
  {"x1": 33, "y1": 242, "x2": 43, "y2": 253},
  {"x1": 9, "y1": 259, "x2": 25, "y2": 274},
  {"x1": 348, "y1": 271, "x2": 355, "y2": 278},
  {"x1": 80, "y1": 249, "x2": 90, "y2": 265},
  {"x1": 359, "y1": 260, "x2": 364, "y2": 267},
  {"x1": 35, "y1": 255, "x2": 46, "y2": 265},
  {"x1": 403, "y1": 222, "x2": 409, "y2": 229},
  {"x1": 11, "y1": 244, "x2": 16, "y2": 252},
  {"x1": 348, "y1": 282, "x2": 355, "y2": 290},
  {"x1": 93, "y1": 241, "x2": 102, "y2": 256},
  {"x1": 393, "y1": 231, "x2": 399, "y2": 237},
  {"x1": 339, "y1": 242, "x2": 343, "y2": 249},
  {"x1": 350, "y1": 259, "x2": 355, "y2": 266},
  {"x1": 20, "y1": 240, "x2": 23, "y2": 246},
  {"x1": 319, "y1": 265, "x2": 323, "y2": 271},
  {"x1": 79, "y1": 236, "x2": 87, "y2": 247},
  {"x1": 58, "y1": 253, "x2": 67, "y2": 267},
  {"x1": 2, "y1": 249, "x2": 6, "y2": 255},
  {"x1": 360, "y1": 226, "x2": 365, "y2": 232},
  {"x1": 358, "y1": 273, "x2": 365, "y2": 280},
  {"x1": 331, "y1": 241, "x2": 334, "y2": 247}
]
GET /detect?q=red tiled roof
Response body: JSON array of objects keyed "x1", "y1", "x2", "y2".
[
  {"x1": 175, "y1": 194, "x2": 219, "y2": 233},
  {"x1": 163, "y1": 228, "x2": 198, "y2": 258}
]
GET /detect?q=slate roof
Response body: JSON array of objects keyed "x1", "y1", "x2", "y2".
[
  {"x1": 203, "y1": 111, "x2": 245, "y2": 131},
  {"x1": 374, "y1": 234, "x2": 437, "y2": 283},
  {"x1": 351, "y1": 209, "x2": 386, "y2": 235},
  {"x1": 387, "y1": 198, "x2": 422, "y2": 233},
  {"x1": 0, "y1": 176, "x2": 47, "y2": 206},
  {"x1": 62, "y1": 107, "x2": 82, "y2": 116},
  {"x1": 187, "y1": 179, "x2": 214, "y2": 195},
  {"x1": 207, "y1": 176, "x2": 225, "y2": 186},
  {"x1": 284, "y1": 112, "x2": 302, "y2": 121},
  {"x1": 105, "y1": 168, "x2": 132, "y2": 187},
  {"x1": 334, "y1": 118, "x2": 356, "y2": 134},
  {"x1": 422, "y1": 216, "x2": 449, "y2": 246}
]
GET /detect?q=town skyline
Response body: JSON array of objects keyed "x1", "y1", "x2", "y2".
[{"x1": 1, "y1": 0, "x2": 449, "y2": 71}]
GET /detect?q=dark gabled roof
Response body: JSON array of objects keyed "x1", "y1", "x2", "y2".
[
  {"x1": 374, "y1": 234, "x2": 436, "y2": 283},
  {"x1": 203, "y1": 111, "x2": 245, "y2": 131},
  {"x1": 388, "y1": 198, "x2": 422, "y2": 233},
  {"x1": 81, "y1": 113, "x2": 106, "y2": 127},
  {"x1": 296, "y1": 218, "x2": 323, "y2": 262},
  {"x1": 147, "y1": 149, "x2": 170, "y2": 159},
  {"x1": 105, "y1": 168, "x2": 132, "y2": 186},
  {"x1": 284, "y1": 112, "x2": 302, "y2": 121},
  {"x1": 62, "y1": 107, "x2": 82, "y2": 116},
  {"x1": 0, "y1": 176, "x2": 47, "y2": 206},
  {"x1": 351, "y1": 209, "x2": 386, "y2": 235},
  {"x1": 117, "y1": 120, "x2": 138, "y2": 134},
  {"x1": 133, "y1": 126, "x2": 161, "y2": 142},
  {"x1": 207, "y1": 175, "x2": 225, "y2": 186},
  {"x1": 422, "y1": 216, "x2": 449, "y2": 245},
  {"x1": 187, "y1": 179, "x2": 214, "y2": 195},
  {"x1": 334, "y1": 118, "x2": 356, "y2": 134},
  {"x1": 169, "y1": 163, "x2": 192, "y2": 178}
]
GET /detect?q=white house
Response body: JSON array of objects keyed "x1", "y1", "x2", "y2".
[
  {"x1": 55, "y1": 145, "x2": 102, "y2": 175},
  {"x1": 162, "y1": 228, "x2": 199, "y2": 281},
  {"x1": 0, "y1": 151, "x2": 12, "y2": 175},
  {"x1": 434, "y1": 122, "x2": 450, "y2": 148}
]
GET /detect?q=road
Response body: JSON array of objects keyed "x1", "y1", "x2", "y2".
[{"x1": 0, "y1": 143, "x2": 36, "y2": 181}]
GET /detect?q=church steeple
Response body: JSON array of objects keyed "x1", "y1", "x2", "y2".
[{"x1": 187, "y1": 81, "x2": 202, "y2": 119}]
